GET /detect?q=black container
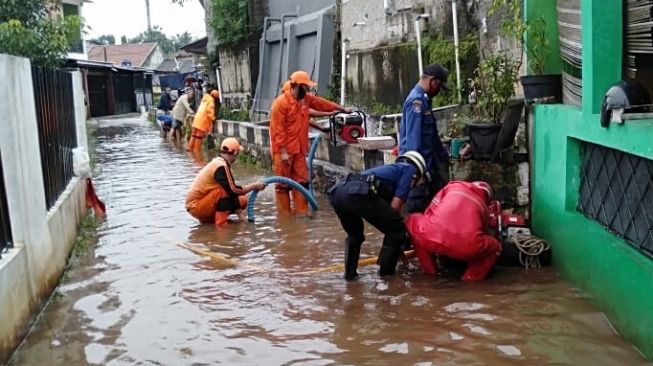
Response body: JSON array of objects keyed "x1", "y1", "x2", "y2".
[
  {"x1": 520, "y1": 74, "x2": 562, "y2": 104},
  {"x1": 467, "y1": 123, "x2": 502, "y2": 161}
]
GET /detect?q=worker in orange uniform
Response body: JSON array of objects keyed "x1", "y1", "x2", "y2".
[
  {"x1": 270, "y1": 71, "x2": 352, "y2": 215},
  {"x1": 404, "y1": 181, "x2": 502, "y2": 281},
  {"x1": 185, "y1": 138, "x2": 266, "y2": 225},
  {"x1": 187, "y1": 88, "x2": 221, "y2": 152}
]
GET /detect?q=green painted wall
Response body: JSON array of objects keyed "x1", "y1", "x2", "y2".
[
  {"x1": 529, "y1": 0, "x2": 653, "y2": 359},
  {"x1": 533, "y1": 105, "x2": 653, "y2": 359},
  {"x1": 524, "y1": 0, "x2": 561, "y2": 74}
]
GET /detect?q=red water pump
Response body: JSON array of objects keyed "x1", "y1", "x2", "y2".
[
  {"x1": 488, "y1": 200, "x2": 529, "y2": 241},
  {"x1": 329, "y1": 111, "x2": 367, "y2": 146}
]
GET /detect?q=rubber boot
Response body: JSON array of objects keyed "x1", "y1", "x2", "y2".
[
  {"x1": 344, "y1": 239, "x2": 362, "y2": 280},
  {"x1": 462, "y1": 252, "x2": 499, "y2": 281},
  {"x1": 214, "y1": 211, "x2": 230, "y2": 226},
  {"x1": 275, "y1": 190, "x2": 292, "y2": 215},
  {"x1": 292, "y1": 188, "x2": 309, "y2": 215},
  {"x1": 377, "y1": 243, "x2": 402, "y2": 276}
]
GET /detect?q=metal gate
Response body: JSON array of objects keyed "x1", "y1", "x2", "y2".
[{"x1": 0, "y1": 151, "x2": 13, "y2": 259}]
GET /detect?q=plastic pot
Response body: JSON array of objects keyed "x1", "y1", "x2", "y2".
[{"x1": 520, "y1": 74, "x2": 562, "y2": 104}]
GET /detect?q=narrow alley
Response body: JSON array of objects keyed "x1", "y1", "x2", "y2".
[{"x1": 7, "y1": 115, "x2": 648, "y2": 365}]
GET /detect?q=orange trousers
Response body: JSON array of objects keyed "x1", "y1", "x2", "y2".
[
  {"x1": 187, "y1": 128, "x2": 207, "y2": 152},
  {"x1": 272, "y1": 153, "x2": 309, "y2": 215},
  {"x1": 187, "y1": 189, "x2": 247, "y2": 225}
]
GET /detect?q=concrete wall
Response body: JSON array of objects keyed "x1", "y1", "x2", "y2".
[
  {"x1": 0, "y1": 55, "x2": 88, "y2": 363},
  {"x1": 218, "y1": 45, "x2": 253, "y2": 110},
  {"x1": 143, "y1": 45, "x2": 166, "y2": 70}
]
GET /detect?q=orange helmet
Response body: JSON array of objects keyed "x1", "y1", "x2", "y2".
[
  {"x1": 221, "y1": 137, "x2": 243, "y2": 154},
  {"x1": 210, "y1": 90, "x2": 220, "y2": 99},
  {"x1": 289, "y1": 70, "x2": 316, "y2": 87},
  {"x1": 472, "y1": 181, "x2": 492, "y2": 201},
  {"x1": 282, "y1": 81, "x2": 291, "y2": 93}
]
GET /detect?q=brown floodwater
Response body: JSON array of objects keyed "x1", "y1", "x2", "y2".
[{"x1": 7, "y1": 115, "x2": 650, "y2": 366}]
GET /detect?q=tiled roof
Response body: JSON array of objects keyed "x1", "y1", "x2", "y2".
[{"x1": 88, "y1": 43, "x2": 157, "y2": 67}]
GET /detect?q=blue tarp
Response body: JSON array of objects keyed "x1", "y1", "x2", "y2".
[{"x1": 159, "y1": 72, "x2": 196, "y2": 90}]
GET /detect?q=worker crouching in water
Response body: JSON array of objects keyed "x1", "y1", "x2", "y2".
[
  {"x1": 270, "y1": 71, "x2": 351, "y2": 216},
  {"x1": 187, "y1": 88, "x2": 220, "y2": 152},
  {"x1": 328, "y1": 151, "x2": 427, "y2": 280},
  {"x1": 404, "y1": 181, "x2": 502, "y2": 281},
  {"x1": 185, "y1": 138, "x2": 266, "y2": 225}
]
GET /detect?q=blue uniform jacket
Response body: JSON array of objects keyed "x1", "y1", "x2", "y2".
[
  {"x1": 361, "y1": 162, "x2": 416, "y2": 201},
  {"x1": 399, "y1": 85, "x2": 448, "y2": 171}
]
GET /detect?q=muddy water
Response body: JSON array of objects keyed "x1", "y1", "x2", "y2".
[{"x1": 8, "y1": 115, "x2": 649, "y2": 366}]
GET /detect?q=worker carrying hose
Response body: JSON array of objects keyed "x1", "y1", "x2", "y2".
[
  {"x1": 270, "y1": 71, "x2": 351, "y2": 216},
  {"x1": 404, "y1": 181, "x2": 502, "y2": 281},
  {"x1": 187, "y1": 87, "x2": 220, "y2": 152},
  {"x1": 327, "y1": 151, "x2": 427, "y2": 280},
  {"x1": 185, "y1": 138, "x2": 266, "y2": 225}
]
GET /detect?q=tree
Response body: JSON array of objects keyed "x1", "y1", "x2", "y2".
[
  {"x1": 209, "y1": 0, "x2": 248, "y2": 45},
  {"x1": 0, "y1": 0, "x2": 83, "y2": 67},
  {"x1": 173, "y1": 31, "x2": 193, "y2": 49},
  {"x1": 120, "y1": 35, "x2": 128, "y2": 44},
  {"x1": 128, "y1": 25, "x2": 175, "y2": 54},
  {"x1": 92, "y1": 34, "x2": 115, "y2": 45}
]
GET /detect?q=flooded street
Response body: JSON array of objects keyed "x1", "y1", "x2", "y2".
[{"x1": 8, "y1": 115, "x2": 649, "y2": 365}]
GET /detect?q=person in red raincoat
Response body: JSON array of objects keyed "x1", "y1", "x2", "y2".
[{"x1": 404, "y1": 181, "x2": 501, "y2": 281}]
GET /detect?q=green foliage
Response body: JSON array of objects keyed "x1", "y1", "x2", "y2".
[
  {"x1": 489, "y1": 0, "x2": 549, "y2": 75},
  {"x1": 93, "y1": 34, "x2": 115, "y2": 45},
  {"x1": 525, "y1": 16, "x2": 548, "y2": 75},
  {"x1": 220, "y1": 108, "x2": 250, "y2": 122},
  {"x1": 471, "y1": 54, "x2": 520, "y2": 123},
  {"x1": 422, "y1": 33, "x2": 479, "y2": 106},
  {"x1": 209, "y1": 0, "x2": 249, "y2": 45},
  {"x1": 120, "y1": 35, "x2": 128, "y2": 44},
  {"x1": 369, "y1": 102, "x2": 401, "y2": 116},
  {"x1": 0, "y1": 0, "x2": 84, "y2": 67},
  {"x1": 127, "y1": 27, "x2": 196, "y2": 55}
]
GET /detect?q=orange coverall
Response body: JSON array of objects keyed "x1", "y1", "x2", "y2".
[
  {"x1": 185, "y1": 156, "x2": 248, "y2": 225},
  {"x1": 188, "y1": 93, "x2": 220, "y2": 152},
  {"x1": 269, "y1": 89, "x2": 339, "y2": 214}
]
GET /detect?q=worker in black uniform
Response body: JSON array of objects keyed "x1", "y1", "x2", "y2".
[{"x1": 327, "y1": 151, "x2": 427, "y2": 280}]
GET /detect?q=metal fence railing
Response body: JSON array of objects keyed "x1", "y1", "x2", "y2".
[
  {"x1": 578, "y1": 142, "x2": 653, "y2": 257},
  {"x1": 31, "y1": 66, "x2": 78, "y2": 210},
  {"x1": 0, "y1": 151, "x2": 13, "y2": 259}
]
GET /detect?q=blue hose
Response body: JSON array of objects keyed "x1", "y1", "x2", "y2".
[
  {"x1": 307, "y1": 134, "x2": 322, "y2": 195},
  {"x1": 247, "y1": 176, "x2": 319, "y2": 222}
]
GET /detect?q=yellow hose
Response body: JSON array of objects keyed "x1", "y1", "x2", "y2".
[
  {"x1": 177, "y1": 243, "x2": 263, "y2": 271},
  {"x1": 296, "y1": 250, "x2": 415, "y2": 275}
]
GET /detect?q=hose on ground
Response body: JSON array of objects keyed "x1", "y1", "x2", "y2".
[
  {"x1": 510, "y1": 234, "x2": 550, "y2": 269},
  {"x1": 247, "y1": 176, "x2": 319, "y2": 222},
  {"x1": 307, "y1": 134, "x2": 322, "y2": 195}
]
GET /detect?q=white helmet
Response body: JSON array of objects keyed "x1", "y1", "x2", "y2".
[
  {"x1": 472, "y1": 181, "x2": 493, "y2": 200},
  {"x1": 397, "y1": 151, "x2": 426, "y2": 178}
]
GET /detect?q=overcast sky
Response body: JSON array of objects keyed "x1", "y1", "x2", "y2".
[{"x1": 83, "y1": 0, "x2": 207, "y2": 42}]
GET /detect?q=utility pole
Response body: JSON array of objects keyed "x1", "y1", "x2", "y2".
[{"x1": 145, "y1": 0, "x2": 152, "y2": 31}]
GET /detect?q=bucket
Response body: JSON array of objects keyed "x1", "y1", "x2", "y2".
[
  {"x1": 520, "y1": 74, "x2": 562, "y2": 104},
  {"x1": 466, "y1": 123, "x2": 501, "y2": 161},
  {"x1": 450, "y1": 138, "x2": 466, "y2": 158}
]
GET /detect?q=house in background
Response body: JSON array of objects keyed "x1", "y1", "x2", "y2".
[
  {"x1": 48, "y1": 0, "x2": 91, "y2": 60},
  {"x1": 87, "y1": 43, "x2": 165, "y2": 69}
]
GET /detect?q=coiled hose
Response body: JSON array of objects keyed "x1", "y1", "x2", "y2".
[
  {"x1": 247, "y1": 176, "x2": 319, "y2": 222},
  {"x1": 307, "y1": 134, "x2": 322, "y2": 195}
]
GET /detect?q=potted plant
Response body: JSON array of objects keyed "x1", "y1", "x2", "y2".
[
  {"x1": 520, "y1": 16, "x2": 562, "y2": 103},
  {"x1": 489, "y1": 0, "x2": 562, "y2": 103},
  {"x1": 466, "y1": 54, "x2": 521, "y2": 160}
]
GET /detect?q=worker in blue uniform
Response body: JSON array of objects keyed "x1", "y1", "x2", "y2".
[
  {"x1": 399, "y1": 63, "x2": 451, "y2": 213},
  {"x1": 327, "y1": 151, "x2": 427, "y2": 280}
]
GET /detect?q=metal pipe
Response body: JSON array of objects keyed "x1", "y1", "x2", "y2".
[
  {"x1": 253, "y1": 17, "x2": 280, "y2": 117},
  {"x1": 414, "y1": 14, "x2": 429, "y2": 74},
  {"x1": 340, "y1": 38, "x2": 350, "y2": 106},
  {"x1": 215, "y1": 67, "x2": 223, "y2": 103},
  {"x1": 276, "y1": 14, "x2": 297, "y2": 97},
  {"x1": 452, "y1": 0, "x2": 462, "y2": 103}
]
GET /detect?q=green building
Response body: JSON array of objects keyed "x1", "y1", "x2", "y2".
[{"x1": 525, "y1": 0, "x2": 653, "y2": 359}]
